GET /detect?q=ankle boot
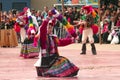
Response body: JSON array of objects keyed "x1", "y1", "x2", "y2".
[
  {"x1": 80, "y1": 43, "x2": 86, "y2": 55},
  {"x1": 91, "y1": 43, "x2": 97, "y2": 55}
]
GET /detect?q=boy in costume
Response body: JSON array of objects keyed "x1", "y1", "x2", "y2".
[{"x1": 78, "y1": 5, "x2": 99, "y2": 55}]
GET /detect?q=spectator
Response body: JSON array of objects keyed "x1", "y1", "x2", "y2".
[
  {"x1": 41, "y1": 6, "x2": 49, "y2": 19},
  {"x1": 64, "y1": 7, "x2": 74, "y2": 25}
]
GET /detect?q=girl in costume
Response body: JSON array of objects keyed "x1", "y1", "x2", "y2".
[
  {"x1": 20, "y1": 16, "x2": 39, "y2": 58},
  {"x1": 34, "y1": 18, "x2": 79, "y2": 77}
]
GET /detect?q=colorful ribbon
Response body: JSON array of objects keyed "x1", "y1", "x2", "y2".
[{"x1": 51, "y1": 9, "x2": 77, "y2": 38}]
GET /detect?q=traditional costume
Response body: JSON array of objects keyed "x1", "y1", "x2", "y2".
[
  {"x1": 34, "y1": 12, "x2": 79, "y2": 77},
  {"x1": 20, "y1": 15, "x2": 39, "y2": 58},
  {"x1": 79, "y1": 5, "x2": 99, "y2": 55}
]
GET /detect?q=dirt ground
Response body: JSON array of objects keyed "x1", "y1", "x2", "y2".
[{"x1": 0, "y1": 43, "x2": 120, "y2": 80}]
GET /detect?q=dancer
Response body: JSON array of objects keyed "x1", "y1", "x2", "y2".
[
  {"x1": 77, "y1": 5, "x2": 98, "y2": 55},
  {"x1": 79, "y1": 15, "x2": 97, "y2": 55},
  {"x1": 34, "y1": 18, "x2": 79, "y2": 77},
  {"x1": 20, "y1": 16, "x2": 39, "y2": 58}
]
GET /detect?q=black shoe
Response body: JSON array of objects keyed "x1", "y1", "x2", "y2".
[
  {"x1": 91, "y1": 43, "x2": 97, "y2": 55},
  {"x1": 92, "y1": 50, "x2": 97, "y2": 55},
  {"x1": 80, "y1": 43, "x2": 86, "y2": 55},
  {"x1": 80, "y1": 52, "x2": 86, "y2": 55}
]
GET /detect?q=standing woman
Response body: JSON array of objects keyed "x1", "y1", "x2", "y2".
[{"x1": 20, "y1": 16, "x2": 39, "y2": 58}]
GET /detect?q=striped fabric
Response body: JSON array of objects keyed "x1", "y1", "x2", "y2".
[
  {"x1": 42, "y1": 56, "x2": 79, "y2": 77},
  {"x1": 35, "y1": 35, "x2": 79, "y2": 77},
  {"x1": 20, "y1": 38, "x2": 39, "y2": 58}
]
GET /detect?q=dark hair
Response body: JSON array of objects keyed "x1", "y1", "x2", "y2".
[
  {"x1": 86, "y1": 15, "x2": 94, "y2": 27},
  {"x1": 12, "y1": 9, "x2": 17, "y2": 14}
]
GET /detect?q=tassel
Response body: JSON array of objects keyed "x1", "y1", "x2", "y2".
[{"x1": 92, "y1": 11, "x2": 97, "y2": 18}]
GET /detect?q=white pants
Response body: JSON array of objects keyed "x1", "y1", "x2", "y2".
[
  {"x1": 82, "y1": 28, "x2": 94, "y2": 44},
  {"x1": 20, "y1": 28, "x2": 26, "y2": 42}
]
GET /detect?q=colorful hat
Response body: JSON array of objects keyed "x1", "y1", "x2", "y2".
[
  {"x1": 82, "y1": 5, "x2": 93, "y2": 14},
  {"x1": 23, "y1": 7, "x2": 28, "y2": 12},
  {"x1": 82, "y1": 5, "x2": 98, "y2": 18}
]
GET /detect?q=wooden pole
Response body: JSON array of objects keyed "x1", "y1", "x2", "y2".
[
  {"x1": 61, "y1": 0, "x2": 64, "y2": 15},
  {"x1": 0, "y1": 11, "x2": 1, "y2": 22},
  {"x1": 98, "y1": 0, "x2": 102, "y2": 44}
]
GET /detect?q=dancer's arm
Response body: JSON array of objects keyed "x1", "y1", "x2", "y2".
[{"x1": 57, "y1": 37, "x2": 74, "y2": 46}]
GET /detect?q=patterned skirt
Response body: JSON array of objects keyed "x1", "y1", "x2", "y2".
[
  {"x1": 20, "y1": 38, "x2": 39, "y2": 58},
  {"x1": 36, "y1": 56, "x2": 79, "y2": 77}
]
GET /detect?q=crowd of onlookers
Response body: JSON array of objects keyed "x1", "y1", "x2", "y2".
[
  {"x1": 0, "y1": 1, "x2": 120, "y2": 45},
  {"x1": 99, "y1": 1, "x2": 120, "y2": 44}
]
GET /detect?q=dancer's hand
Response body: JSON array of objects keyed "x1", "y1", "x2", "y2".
[
  {"x1": 71, "y1": 37, "x2": 75, "y2": 43},
  {"x1": 76, "y1": 36, "x2": 79, "y2": 40}
]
